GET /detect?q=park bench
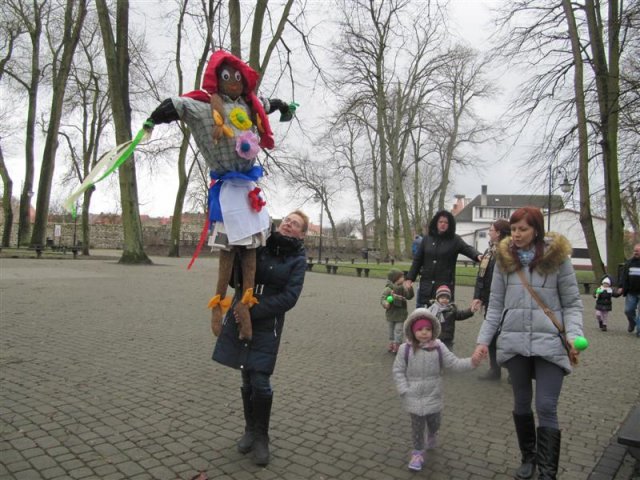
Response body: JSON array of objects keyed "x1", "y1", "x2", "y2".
[
  {"x1": 320, "y1": 264, "x2": 373, "y2": 277},
  {"x1": 617, "y1": 405, "x2": 640, "y2": 462},
  {"x1": 325, "y1": 264, "x2": 338, "y2": 274}
]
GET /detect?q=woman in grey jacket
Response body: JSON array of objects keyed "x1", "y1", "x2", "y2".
[{"x1": 473, "y1": 207, "x2": 583, "y2": 480}]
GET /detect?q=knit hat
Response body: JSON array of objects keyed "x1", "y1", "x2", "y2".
[
  {"x1": 387, "y1": 269, "x2": 404, "y2": 283},
  {"x1": 435, "y1": 285, "x2": 451, "y2": 300},
  {"x1": 404, "y1": 308, "x2": 441, "y2": 341},
  {"x1": 601, "y1": 276, "x2": 612, "y2": 285},
  {"x1": 412, "y1": 318, "x2": 433, "y2": 333}
]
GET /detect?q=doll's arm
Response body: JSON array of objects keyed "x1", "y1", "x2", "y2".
[
  {"x1": 146, "y1": 99, "x2": 180, "y2": 128},
  {"x1": 264, "y1": 98, "x2": 298, "y2": 122}
]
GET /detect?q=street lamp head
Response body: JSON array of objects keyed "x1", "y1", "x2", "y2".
[{"x1": 560, "y1": 177, "x2": 572, "y2": 193}]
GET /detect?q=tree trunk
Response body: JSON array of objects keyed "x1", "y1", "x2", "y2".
[
  {"x1": 0, "y1": 152, "x2": 13, "y2": 247},
  {"x1": 229, "y1": 0, "x2": 241, "y2": 56},
  {"x1": 18, "y1": 8, "x2": 43, "y2": 248},
  {"x1": 31, "y1": 0, "x2": 88, "y2": 247},
  {"x1": 562, "y1": 0, "x2": 605, "y2": 280},
  {"x1": 169, "y1": 137, "x2": 191, "y2": 257},
  {"x1": 96, "y1": 0, "x2": 150, "y2": 264},
  {"x1": 81, "y1": 189, "x2": 92, "y2": 256},
  {"x1": 584, "y1": 0, "x2": 624, "y2": 274}
]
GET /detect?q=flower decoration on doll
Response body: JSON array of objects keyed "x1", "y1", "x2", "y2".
[
  {"x1": 229, "y1": 107, "x2": 253, "y2": 130},
  {"x1": 236, "y1": 131, "x2": 261, "y2": 160},
  {"x1": 248, "y1": 187, "x2": 267, "y2": 212}
]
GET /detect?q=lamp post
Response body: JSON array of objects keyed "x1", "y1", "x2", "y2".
[{"x1": 547, "y1": 164, "x2": 572, "y2": 231}]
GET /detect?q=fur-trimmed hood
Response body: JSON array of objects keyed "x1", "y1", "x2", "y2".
[
  {"x1": 427, "y1": 210, "x2": 456, "y2": 239},
  {"x1": 495, "y1": 232, "x2": 573, "y2": 275},
  {"x1": 403, "y1": 308, "x2": 441, "y2": 342}
]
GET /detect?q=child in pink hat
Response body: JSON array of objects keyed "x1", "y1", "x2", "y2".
[{"x1": 392, "y1": 308, "x2": 483, "y2": 472}]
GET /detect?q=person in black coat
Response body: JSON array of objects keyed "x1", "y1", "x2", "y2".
[
  {"x1": 405, "y1": 210, "x2": 482, "y2": 307},
  {"x1": 212, "y1": 210, "x2": 308, "y2": 466},
  {"x1": 471, "y1": 219, "x2": 511, "y2": 380}
]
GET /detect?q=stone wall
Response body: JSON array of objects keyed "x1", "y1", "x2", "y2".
[{"x1": 0, "y1": 222, "x2": 380, "y2": 257}]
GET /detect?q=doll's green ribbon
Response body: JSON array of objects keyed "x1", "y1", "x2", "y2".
[{"x1": 63, "y1": 124, "x2": 152, "y2": 217}]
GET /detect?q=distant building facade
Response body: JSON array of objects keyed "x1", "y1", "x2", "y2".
[{"x1": 453, "y1": 185, "x2": 606, "y2": 268}]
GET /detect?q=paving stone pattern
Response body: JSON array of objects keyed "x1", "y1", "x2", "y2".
[{"x1": 1, "y1": 255, "x2": 638, "y2": 479}]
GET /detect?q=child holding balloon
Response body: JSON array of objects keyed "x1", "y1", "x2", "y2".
[{"x1": 381, "y1": 269, "x2": 414, "y2": 353}]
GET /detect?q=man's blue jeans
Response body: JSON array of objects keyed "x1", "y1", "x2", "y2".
[{"x1": 624, "y1": 293, "x2": 640, "y2": 335}]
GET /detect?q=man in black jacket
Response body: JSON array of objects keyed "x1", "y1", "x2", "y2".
[{"x1": 620, "y1": 243, "x2": 640, "y2": 336}]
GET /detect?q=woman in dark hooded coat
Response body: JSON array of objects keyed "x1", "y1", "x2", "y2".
[
  {"x1": 212, "y1": 210, "x2": 308, "y2": 466},
  {"x1": 405, "y1": 210, "x2": 482, "y2": 307}
]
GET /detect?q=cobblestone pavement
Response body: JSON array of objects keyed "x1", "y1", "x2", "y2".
[{"x1": 1, "y1": 255, "x2": 638, "y2": 480}]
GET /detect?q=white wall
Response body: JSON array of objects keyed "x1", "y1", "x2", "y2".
[
  {"x1": 550, "y1": 210, "x2": 607, "y2": 267},
  {"x1": 455, "y1": 211, "x2": 607, "y2": 269}
]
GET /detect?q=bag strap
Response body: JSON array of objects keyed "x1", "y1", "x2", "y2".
[
  {"x1": 516, "y1": 269, "x2": 578, "y2": 365},
  {"x1": 516, "y1": 269, "x2": 565, "y2": 334}
]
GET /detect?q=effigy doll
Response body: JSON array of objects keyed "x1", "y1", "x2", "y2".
[{"x1": 146, "y1": 49, "x2": 295, "y2": 340}]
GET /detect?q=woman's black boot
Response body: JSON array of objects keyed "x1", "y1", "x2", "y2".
[
  {"x1": 513, "y1": 412, "x2": 537, "y2": 479},
  {"x1": 237, "y1": 387, "x2": 254, "y2": 454},
  {"x1": 536, "y1": 427, "x2": 561, "y2": 479},
  {"x1": 252, "y1": 393, "x2": 273, "y2": 466}
]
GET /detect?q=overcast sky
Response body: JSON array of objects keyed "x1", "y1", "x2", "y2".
[{"x1": 5, "y1": 0, "x2": 545, "y2": 223}]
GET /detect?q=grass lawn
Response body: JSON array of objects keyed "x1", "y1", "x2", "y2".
[{"x1": 315, "y1": 259, "x2": 598, "y2": 292}]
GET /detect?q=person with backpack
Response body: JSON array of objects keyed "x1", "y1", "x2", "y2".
[{"x1": 392, "y1": 309, "x2": 482, "y2": 472}]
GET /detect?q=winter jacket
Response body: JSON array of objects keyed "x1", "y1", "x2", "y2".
[
  {"x1": 476, "y1": 233, "x2": 584, "y2": 374},
  {"x1": 427, "y1": 302, "x2": 474, "y2": 345},
  {"x1": 473, "y1": 245, "x2": 498, "y2": 305},
  {"x1": 407, "y1": 210, "x2": 480, "y2": 305},
  {"x1": 381, "y1": 281, "x2": 415, "y2": 324},
  {"x1": 212, "y1": 232, "x2": 306, "y2": 375},
  {"x1": 594, "y1": 287, "x2": 620, "y2": 311},
  {"x1": 622, "y1": 256, "x2": 640, "y2": 295},
  {"x1": 392, "y1": 309, "x2": 473, "y2": 416}
]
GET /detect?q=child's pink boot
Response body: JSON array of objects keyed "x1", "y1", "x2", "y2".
[{"x1": 408, "y1": 450, "x2": 424, "y2": 471}]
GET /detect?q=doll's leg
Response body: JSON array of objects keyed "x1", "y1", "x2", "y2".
[
  {"x1": 210, "y1": 249, "x2": 235, "y2": 336},
  {"x1": 235, "y1": 247, "x2": 257, "y2": 340}
]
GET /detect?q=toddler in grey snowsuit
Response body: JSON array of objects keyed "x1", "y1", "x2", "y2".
[{"x1": 392, "y1": 308, "x2": 481, "y2": 472}]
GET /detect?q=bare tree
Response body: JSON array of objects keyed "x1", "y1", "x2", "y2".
[
  {"x1": 562, "y1": 0, "x2": 605, "y2": 279},
  {"x1": 164, "y1": 0, "x2": 220, "y2": 257},
  {"x1": 95, "y1": 0, "x2": 150, "y2": 264},
  {"x1": 30, "y1": 0, "x2": 88, "y2": 247},
  {"x1": 332, "y1": 0, "x2": 419, "y2": 258},
  {"x1": 0, "y1": 13, "x2": 24, "y2": 247},
  {"x1": 279, "y1": 154, "x2": 341, "y2": 249},
  {"x1": 58, "y1": 12, "x2": 111, "y2": 255},
  {"x1": 2, "y1": 0, "x2": 48, "y2": 247},
  {"x1": 583, "y1": 0, "x2": 626, "y2": 274},
  {"x1": 492, "y1": 0, "x2": 637, "y2": 278},
  {"x1": 0, "y1": 150, "x2": 13, "y2": 247},
  {"x1": 328, "y1": 112, "x2": 372, "y2": 247},
  {"x1": 621, "y1": 180, "x2": 639, "y2": 244},
  {"x1": 426, "y1": 45, "x2": 495, "y2": 211}
]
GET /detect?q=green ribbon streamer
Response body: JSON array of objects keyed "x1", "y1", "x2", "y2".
[{"x1": 64, "y1": 123, "x2": 152, "y2": 218}]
